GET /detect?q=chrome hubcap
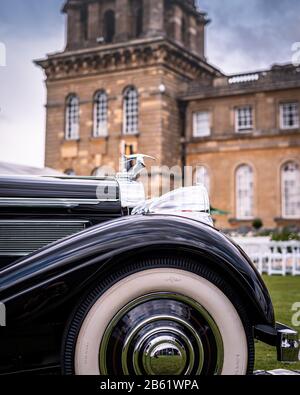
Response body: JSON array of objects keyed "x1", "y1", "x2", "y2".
[
  {"x1": 99, "y1": 293, "x2": 223, "y2": 375},
  {"x1": 142, "y1": 335, "x2": 187, "y2": 375}
]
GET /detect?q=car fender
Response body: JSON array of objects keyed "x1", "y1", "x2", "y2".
[{"x1": 0, "y1": 214, "x2": 274, "y2": 325}]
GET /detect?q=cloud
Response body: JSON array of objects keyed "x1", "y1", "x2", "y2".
[
  {"x1": 200, "y1": 0, "x2": 300, "y2": 73},
  {"x1": 0, "y1": 31, "x2": 64, "y2": 167},
  {"x1": 0, "y1": 0, "x2": 299, "y2": 167},
  {"x1": 0, "y1": 0, "x2": 64, "y2": 37},
  {"x1": 0, "y1": 0, "x2": 65, "y2": 166}
]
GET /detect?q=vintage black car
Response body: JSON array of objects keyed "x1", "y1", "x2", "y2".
[{"x1": 0, "y1": 155, "x2": 299, "y2": 375}]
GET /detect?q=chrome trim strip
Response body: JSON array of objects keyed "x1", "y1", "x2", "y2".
[
  {"x1": 0, "y1": 220, "x2": 90, "y2": 224},
  {"x1": 0, "y1": 197, "x2": 118, "y2": 208}
]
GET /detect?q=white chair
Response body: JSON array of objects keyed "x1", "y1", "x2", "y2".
[
  {"x1": 239, "y1": 243, "x2": 267, "y2": 275},
  {"x1": 267, "y1": 242, "x2": 287, "y2": 276},
  {"x1": 291, "y1": 242, "x2": 300, "y2": 276},
  {"x1": 234, "y1": 238, "x2": 300, "y2": 276}
]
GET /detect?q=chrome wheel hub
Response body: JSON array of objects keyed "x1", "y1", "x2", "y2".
[
  {"x1": 99, "y1": 293, "x2": 223, "y2": 375},
  {"x1": 142, "y1": 335, "x2": 187, "y2": 375}
]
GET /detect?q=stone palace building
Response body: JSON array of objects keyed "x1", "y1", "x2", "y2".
[{"x1": 36, "y1": 0, "x2": 300, "y2": 229}]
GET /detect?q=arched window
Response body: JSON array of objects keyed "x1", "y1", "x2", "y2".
[
  {"x1": 93, "y1": 90, "x2": 108, "y2": 137},
  {"x1": 236, "y1": 165, "x2": 254, "y2": 219},
  {"x1": 194, "y1": 166, "x2": 210, "y2": 194},
  {"x1": 136, "y1": 7, "x2": 143, "y2": 37},
  {"x1": 123, "y1": 86, "x2": 139, "y2": 135},
  {"x1": 65, "y1": 95, "x2": 80, "y2": 140},
  {"x1": 281, "y1": 161, "x2": 300, "y2": 218},
  {"x1": 103, "y1": 10, "x2": 115, "y2": 43}
]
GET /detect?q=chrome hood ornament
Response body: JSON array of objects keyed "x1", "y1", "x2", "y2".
[
  {"x1": 116, "y1": 154, "x2": 155, "y2": 209},
  {"x1": 118, "y1": 154, "x2": 156, "y2": 181}
]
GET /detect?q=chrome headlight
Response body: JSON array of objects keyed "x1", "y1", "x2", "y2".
[{"x1": 132, "y1": 185, "x2": 213, "y2": 226}]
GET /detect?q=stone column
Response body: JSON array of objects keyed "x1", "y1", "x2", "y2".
[
  {"x1": 189, "y1": 15, "x2": 197, "y2": 54},
  {"x1": 143, "y1": 0, "x2": 164, "y2": 37},
  {"x1": 196, "y1": 20, "x2": 205, "y2": 59},
  {"x1": 171, "y1": 4, "x2": 184, "y2": 43},
  {"x1": 115, "y1": 0, "x2": 130, "y2": 41}
]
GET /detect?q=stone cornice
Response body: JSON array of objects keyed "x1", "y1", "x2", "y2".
[
  {"x1": 181, "y1": 79, "x2": 300, "y2": 100},
  {"x1": 186, "y1": 131, "x2": 300, "y2": 155},
  {"x1": 62, "y1": 0, "x2": 85, "y2": 13},
  {"x1": 35, "y1": 37, "x2": 222, "y2": 82},
  {"x1": 181, "y1": 65, "x2": 300, "y2": 100}
]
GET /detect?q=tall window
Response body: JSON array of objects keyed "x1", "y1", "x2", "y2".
[
  {"x1": 181, "y1": 17, "x2": 188, "y2": 46},
  {"x1": 281, "y1": 161, "x2": 300, "y2": 218},
  {"x1": 93, "y1": 90, "x2": 108, "y2": 137},
  {"x1": 81, "y1": 5, "x2": 88, "y2": 41},
  {"x1": 65, "y1": 95, "x2": 80, "y2": 140},
  {"x1": 236, "y1": 165, "x2": 254, "y2": 219},
  {"x1": 193, "y1": 111, "x2": 211, "y2": 137},
  {"x1": 136, "y1": 7, "x2": 143, "y2": 37},
  {"x1": 123, "y1": 86, "x2": 139, "y2": 135},
  {"x1": 235, "y1": 106, "x2": 253, "y2": 133},
  {"x1": 280, "y1": 102, "x2": 299, "y2": 130},
  {"x1": 103, "y1": 10, "x2": 115, "y2": 43},
  {"x1": 195, "y1": 166, "x2": 210, "y2": 194},
  {"x1": 122, "y1": 141, "x2": 137, "y2": 171}
]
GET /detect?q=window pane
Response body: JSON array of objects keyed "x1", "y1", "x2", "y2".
[
  {"x1": 236, "y1": 165, "x2": 254, "y2": 219},
  {"x1": 123, "y1": 87, "x2": 139, "y2": 135},
  {"x1": 235, "y1": 106, "x2": 253, "y2": 133},
  {"x1": 103, "y1": 10, "x2": 115, "y2": 43},
  {"x1": 282, "y1": 161, "x2": 300, "y2": 218},
  {"x1": 193, "y1": 111, "x2": 211, "y2": 137},
  {"x1": 280, "y1": 103, "x2": 299, "y2": 129},
  {"x1": 195, "y1": 166, "x2": 210, "y2": 194},
  {"x1": 65, "y1": 95, "x2": 80, "y2": 140},
  {"x1": 93, "y1": 91, "x2": 108, "y2": 137}
]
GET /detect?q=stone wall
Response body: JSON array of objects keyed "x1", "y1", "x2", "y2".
[
  {"x1": 186, "y1": 88, "x2": 300, "y2": 229},
  {"x1": 44, "y1": 64, "x2": 185, "y2": 176},
  {"x1": 39, "y1": 1, "x2": 300, "y2": 230},
  {"x1": 63, "y1": 0, "x2": 207, "y2": 58}
]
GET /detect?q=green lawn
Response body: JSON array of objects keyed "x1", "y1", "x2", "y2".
[{"x1": 255, "y1": 275, "x2": 300, "y2": 371}]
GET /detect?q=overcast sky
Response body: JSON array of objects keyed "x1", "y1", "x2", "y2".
[{"x1": 0, "y1": 0, "x2": 299, "y2": 167}]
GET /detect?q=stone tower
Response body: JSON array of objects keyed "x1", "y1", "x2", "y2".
[
  {"x1": 36, "y1": 0, "x2": 220, "y2": 176},
  {"x1": 63, "y1": 0, "x2": 208, "y2": 58}
]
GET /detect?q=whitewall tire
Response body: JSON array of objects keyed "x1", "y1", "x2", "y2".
[{"x1": 62, "y1": 258, "x2": 254, "y2": 375}]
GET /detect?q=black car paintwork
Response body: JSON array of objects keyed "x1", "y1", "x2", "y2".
[
  {"x1": 0, "y1": 175, "x2": 119, "y2": 200},
  {"x1": 0, "y1": 214, "x2": 275, "y2": 326},
  {"x1": 0, "y1": 176, "x2": 123, "y2": 266},
  {"x1": 0, "y1": 175, "x2": 277, "y2": 374}
]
